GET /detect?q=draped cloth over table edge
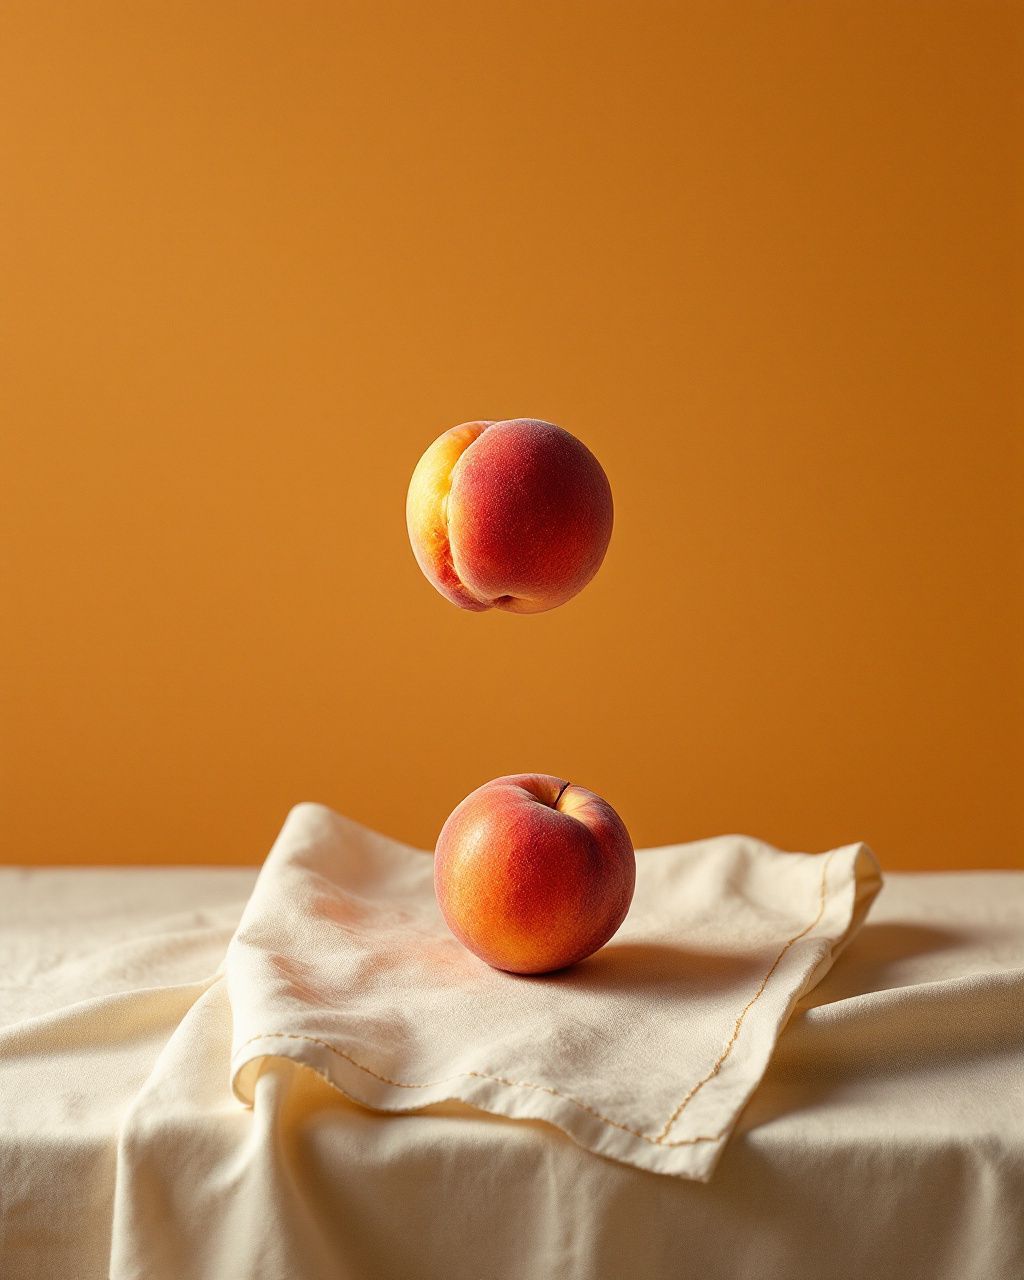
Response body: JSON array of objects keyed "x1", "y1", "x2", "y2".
[{"x1": 225, "y1": 804, "x2": 882, "y2": 1180}]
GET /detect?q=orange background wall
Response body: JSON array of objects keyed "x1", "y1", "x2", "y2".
[{"x1": 2, "y1": 3, "x2": 1021, "y2": 870}]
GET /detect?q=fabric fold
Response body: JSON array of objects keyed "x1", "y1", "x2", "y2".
[{"x1": 226, "y1": 803, "x2": 881, "y2": 1179}]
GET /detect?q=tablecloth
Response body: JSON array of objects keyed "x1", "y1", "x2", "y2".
[{"x1": 1, "y1": 850, "x2": 1022, "y2": 1279}]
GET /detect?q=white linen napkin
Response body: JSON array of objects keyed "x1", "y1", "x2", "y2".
[{"x1": 226, "y1": 803, "x2": 881, "y2": 1179}]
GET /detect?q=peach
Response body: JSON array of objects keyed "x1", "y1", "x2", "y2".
[
  {"x1": 406, "y1": 419, "x2": 613, "y2": 613},
  {"x1": 434, "y1": 774, "x2": 635, "y2": 974}
]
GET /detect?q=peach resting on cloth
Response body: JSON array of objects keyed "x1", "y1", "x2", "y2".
[{"x1": 433, "y1": 773, "x2": 636, "y2": 974}]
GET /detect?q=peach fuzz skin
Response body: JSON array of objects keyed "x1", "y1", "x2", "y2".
[
  {"x1": 406, "y1": 419, "x2": 613, "y2": 613},
  {"x1": 434, "y1": 774, "x2": 636, "y2": 975}
]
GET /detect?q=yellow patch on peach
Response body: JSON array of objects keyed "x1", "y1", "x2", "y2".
[{"x1": 405, "y1": 420, "x2": 492, "y2": 611}]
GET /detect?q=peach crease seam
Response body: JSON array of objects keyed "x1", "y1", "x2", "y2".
[
  {"x1": 442, "y1": 424, "x2": 490, "y2": 608},
  {"x1": 232, "y1": 851, "x2": 836, "y2": 1150}
]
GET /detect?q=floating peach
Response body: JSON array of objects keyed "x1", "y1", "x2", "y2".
[
  {"x1": 406, "y1": 419, "x2": 613, "y2": 613},
  {"x1": 434, "y1": 773, "x2": 635, "y2": 974}
]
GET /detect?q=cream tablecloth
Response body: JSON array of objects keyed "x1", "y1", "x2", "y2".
[{"x1": 1, "y1": 849, "x2": 1021, "y2": 1279}]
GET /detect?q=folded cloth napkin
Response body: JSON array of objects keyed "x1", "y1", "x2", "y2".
[{"x1": 227, "y1": 804, "x2": 881, "y2": 1179}]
